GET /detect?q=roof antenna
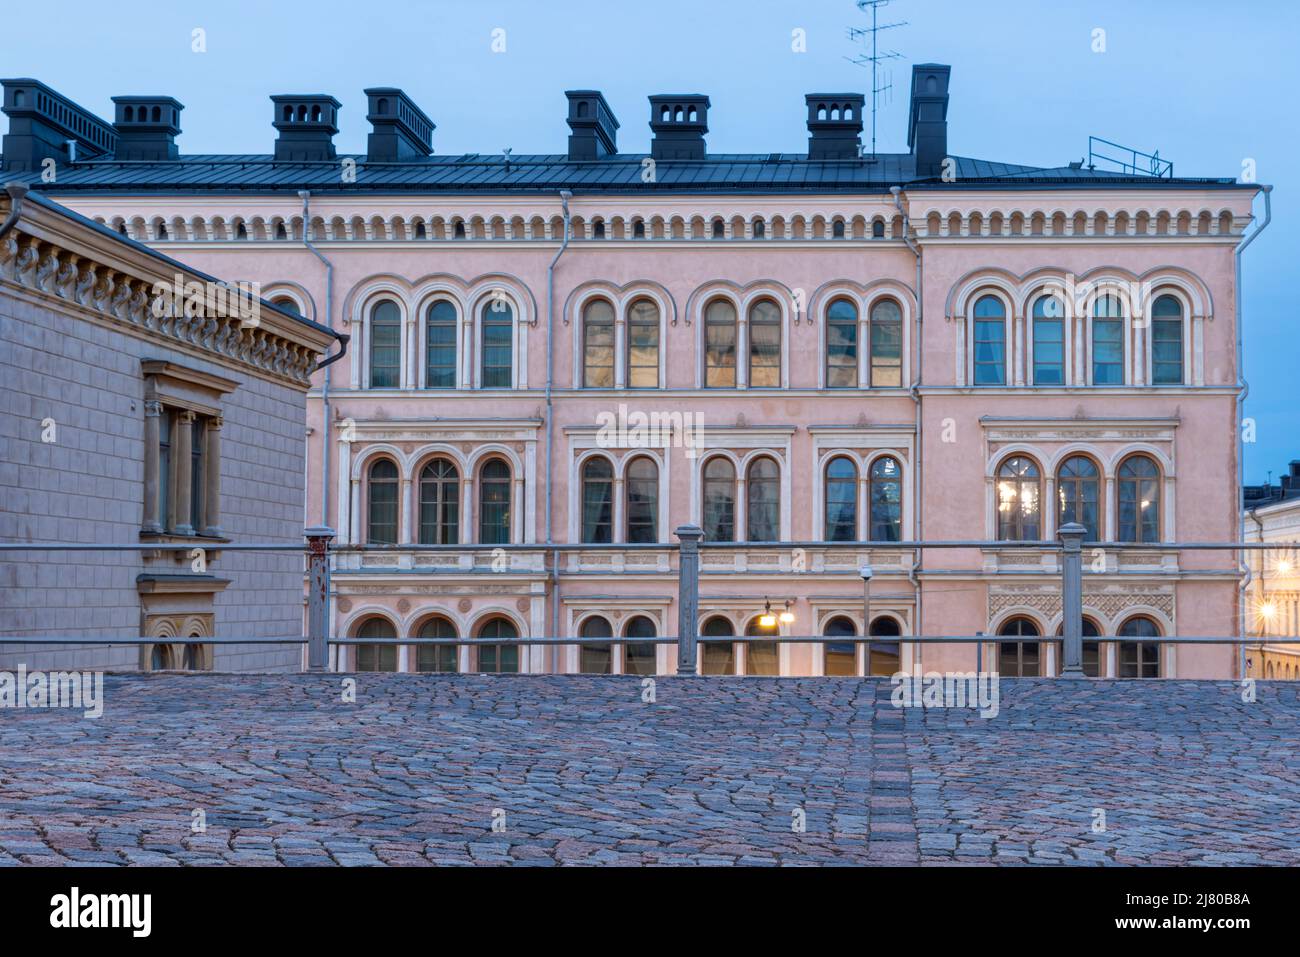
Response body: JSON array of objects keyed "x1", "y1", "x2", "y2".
[{"x1": 846, "y1": 0, "x2": 907, "y2": 162}]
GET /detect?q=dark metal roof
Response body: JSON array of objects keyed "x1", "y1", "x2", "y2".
[{"x1": 0, "y1": 151, "x2": 1243, "y2": 195}]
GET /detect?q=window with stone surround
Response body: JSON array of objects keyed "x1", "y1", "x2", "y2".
[{"x1": 141, "y1": 360, "x2": 235, "y2": 539}]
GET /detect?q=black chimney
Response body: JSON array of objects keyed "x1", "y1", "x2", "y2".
[
  {"x1": 907, "y1": 64, "x2": 950, "y2": 178},
  {"x1": 1, "y1": 78, "x2": 117, "y2": 172},
  {"x1": 648, "y1": 94, "x2": 709, "y2": 161},
  {"x1": 565, "y1": 90, "x2": 618, "y2": 161},
  {"x1": 271, "y1": 94, "x2": 341, "y2": 162},
  {"x1": 364, "y1": 88, "x2": 434, "y2": 161},
  {"x1": 805, "y1": 94, "x2": 864, "y2": 160},
  {"x1": 111, "y1": 96, "x2": 183, "y2": 161}
]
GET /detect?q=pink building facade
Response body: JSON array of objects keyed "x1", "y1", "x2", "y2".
[{"x1": 5, "y1": 69, "x2": 1262, "y2": 677}]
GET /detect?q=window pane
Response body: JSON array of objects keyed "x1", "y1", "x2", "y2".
[
  {"x1": 579, "y1": 616, "x2": 612, "y2": 674},
  {"x1": 1152, "y1": 318, "x2": 1183, "y2": 385},
  {"x1": 825, "y1": 457, "x2": 857, "y2": 541},
  {"x1": 190, "y1": 416, "x2": 204, "y2": 531},
  {"x1": 826, "y1": 299, "x2": 858, "y2": 388},
  {"x1": 702, "y1": 458, "x2": 736, "y2": 542},
  {"x1": 823, "y1": 617, "x2": 858, "y2": 676},
  {"x1": 369, "y1": 300, "x2": 401, "y2": 388},
  {"x1": 582, "y1": 300, "x2": 615, "y2": 388},
  {"x1": 870, "y1": 300, "x2": 902, "y2": 387},
  {"x1": 627, "y1": 299, "x2": 660, "y2": 388},
  {"x1": 419, "y1": 459, "x2": 459, "y2": 545},
  {"x1": 416, "y1": 617, "x2": 458, "y2": 673},
  {"x1": 869, "y1": 457, "x2": 902, "y2": 542},
  {"x1": 158, "y1": 411, "x2": 171, "y2": 531},
  {"x1": 974, "y1": 319, "x2": 1006, "y2": 385},
  {"x1": 479, "y1": 460, "x2": 511, "y2": 544},
  {"x1": 746, "y1": 458, "x2": 780, "y2": 542},
  {"x1": 748, "y1": 300, "x2": 781, "y2": 388},
  {"x1": 581, "y1": 458, "x2": 613, "y2": 544},
  {"x1": 425, "y1": 300, "x2": 457, "y2": 389},
  {"x1": 997, "y1": 457, "x2": 1040, "y2": 540},
  {"x1": 1032, "y1": 295, "x2": 1065, "y2": 385},
  {"x1": 1056, "y1": 456, "x2": 1099, "y2": 540},
  {"x1": 367, "y1": 459, "x2": 398, "y2": 545},
  {"x1": 481, "y1": 301, "x2": 513, "y2": 388},
  {"x1": 705, "y1": 300, "x2": 737, "y2": 388},
  {"x1": 624, "y1": 616, "x2": 657, "y2": 675},
  {"x1": 625, "y1": 457, "x2": 659, "y2": 543}
]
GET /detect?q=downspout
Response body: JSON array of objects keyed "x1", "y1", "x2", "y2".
[
  {"x1": 893, "y1": 185, "x2": 924, "y2": 658},
  {"x1": 1236, "y1": 185, "x2": 1272, "y2": 677},
  {"x1": 546, "y1": 191, "x2": 573, "y2": 656},
  {"x1": 0, "y1": 182, "x2": 29, "y2": 239}
]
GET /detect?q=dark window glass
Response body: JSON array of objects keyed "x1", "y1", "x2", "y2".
[
  {"x1": 582, "y1": 299, "x2": 615, "y2": 388},
  {"x1": 869, "y1": 456, "x2": 902, "y2": 542},
  {"x1": 579, "y1": 616, "x2": 612, "y2": 674},
  {"x1": 1056, "y1": 619, "x2": 1101, "y2": 677},
  {"x1": 748, "y1": 299, "x2": 781, "y2": 388},
  {"x1": 825, "y1": 456, "x2": 858, "y2": 541},
  {"x1": 1032, "y1": 296, "x2": 1065, "y2": 385},
  {"x1": 997, "y1": 456, "x2": 1041, "y2": 540},
  {"x1": 623, "y1": 616, "x2": 657, "y2": 676},
  {"x1": 746, "y1": 457, "x2": 780, "y2": 542},
  {"x1": 1151, "y1": 294, "x2": 1183, "y2": 385},
  {"x1": 369, "y1": 300, "x2": 401, "y2": 388},
  {"x1": 702, "y1": 458, "x2": 736, "y2": 542},
  {"x1": 625, "y1": 457, "x2": 659, "y2": 544},
  {"x1": 478, "y1": 459, "x2": 511, "y2": 544},
  {"x1": 477, "y1": 617, "x2": 519, "y2": 673},
  {"x1": 1117, "y1": 456, "x2": 1160, "y2": 543},
  {"x1": 356, "y1": 618, "x2": 398, "y2": 672},
  {"x1": 870, "y1": 299, "x2": 903, "y2": 387},
  {"x1": 1057, "y1": 456, "x2": 1100, "y2": 540},
  {"x1": 744, "y1": 616, "x2": 779, "y2": 676},
  {"x1": 973, "y1": 295, "x2": 1006, "y2": 385},
  {"x1": 868, "y1": 616, "x2": 902, "y2": 677},
  {"x1": 481, "y1": 300, "x2": 513, "y2": 388},
  {"x1": 367, "y1": 459, "x2": 399, "y2": 545},
  {"x1": 1092, "y1": 293, "x2": 1125, "y2": 384},
  {"x1": 1118, "y1": 616, "x2": 1160, "y2": 678},
  {"x1": 626, "y1": 299, "x2": 660, "y2": 388},
  {"x1": 704, "y1": 300, "x2": 737, "y2": 387},
  {"x1": 826, "y1": 298, "x2": 858, "y2": 388},
  {"x1": 158, "y1": 411, "x2": 171, "y2": 530},
  {"x1": 823, "y1": 616, "x2": 858, "y2": 676},
  {"x1": 190, "y1": 417, "x2": 204, "y2": 532},
  {"x1": 418, "y1": 459, "x2": 459, "y2": 545},
  {"x1": 581, "y1": 457, "x2": 613, "y2": 544},
  {"x1": 425, "y1": 300, "x2": 457, "y2": 389},
  {"x1": 416, "y1": 617, "x2": 458, "y2": 673},
  {"x1": 700, "y1": 617, "x2": 735, "y2": 675},
  {"x1": 997, "y1": 617, "x2": 1040, "y2": 677}
]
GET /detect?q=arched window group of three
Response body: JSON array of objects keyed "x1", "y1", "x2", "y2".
[{"x1": 996, "y1": 453, "x2": 1161, "y2": 542}]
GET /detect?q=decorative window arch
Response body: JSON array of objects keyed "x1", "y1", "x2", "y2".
[
  {"x1": 579, "y1": 615, "x2": 613, "y2": 674},
  {"x1": 1057, "y1": 455, "x2": 1100, "y2": 541},
  {"x1": 747, "y1": 298, "x2": 781, "y2": 388},
  {"x1": 368, "y1": 299, "x2": 402, "y2": 388},
  {"x1": 702, "y1": 457, "x2": 736, "y2": 542},
  {"x1": 416, "y1": 616, "x2": 458, "y2": 673},
  {"x1": 478, "y1": 458, "x2": 512, "y2": 544},
  {"x1": 996, "y1": 456, "x2": 1041, "y2": 541},
  {"x1": 355, "y1": 616, "x2": 398, "y2": 672},
  {"x1": 972, "y1": 294, "x2": 1008, "y2": 386},
  {"x1": 625, "y1": 456, "x2": 659, "y2": 544},
  {"x1": 626, "y1": 297, "x2": 661, "y2": 389},
  {"x1": 1150, "y1": 293, "x2": 1184, "y2": 385},
  {"x1": 623, "y1": 615, "x2": 657, "y2": 676},
  {"x1": 825, "y1": 297, "x2": 859, "y2": 389},
  {"x1": 366, "y1": 458, "x2": 399, "y2": 545},
  {"x1": 824, "y1": 456, "x2": 858, "y2": 541},
  {"x1": 869, "y1": 456, "x2": 902, "y2": 542},
  {"x1": 869, "y1": 298, "x2": 903, "y2": 387},
  {"x1": 581, "y1": 457, "x2": 614, "y2": 544},
  {"x1": 581, "y1": 298, "x2": 615, "y2": 388},
  {"x1": 1031, "y1": 293, "x2": 1065, "y2": 385},
  {"x1": 424, "y1": 298, "x2": 458, "y2": 389},
  {"x1": 1118, "y1": 616, "x2": 1161, "y2": 678},
  {"x1": 745, "y1": 457, "x2": 780, "y2": 542},
  {"x1": 418, "y1": 458, "x2": 459, "y2": 545},
  {"x1": 704, "y1": 299, "x2": 738, "y2": 388},
  {"x1": 476, "y1": 616, "x2": 520, "y2": 673},
  {"x1": 1117, "y1": 455, "x2": 1161, "y2": 543}
]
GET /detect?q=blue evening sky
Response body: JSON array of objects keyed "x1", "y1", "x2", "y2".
[{"x1": 2, "y1": 0, "x2": 1294, "y2": 482}]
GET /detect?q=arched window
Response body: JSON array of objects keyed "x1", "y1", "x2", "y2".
[
  {"x1": 700, "y1": 616, "x2": 735, "y2": 675},
  {"x1": 356, "y1": 617, "x2": 397, "y2": 672},
  {"x1": 425, "y1": 300, "x2": 457, "y2": 389},
  {"x1": 997, "y1": 617, "x2": 1041, "y2": 677},
  {"x1": 579, "y1": 616, "x2": 612, "y2": 674},
  {"x1": 582, "y1": 299, "x2": 615, "y2": 388},
  {"x1": 869, "y1": 456, "x2": 902, "y2": 542},
  {"x1": 1032, "y1": 295, "x2": 1065, "y2": 385},
  {"x1": 271, "y1": 296, "x2": 300, "y2": 317},
  {"x1": 1117, "y1": 455, "x2": 1160, "y2": 543},
  {"x1": 476, "y1": 617, "x2": 519, "y2": 673},
  {"x1": 581, "y1": 457, "x2": 613, "y2": 544},
  {"x1": 1151, "y1": 294, "x2": 1184, "y2": 385},
  {"x1": 868, "y1": 616, "x2": 902, "y2": 677},
  {"x1": 1057, "y1": 456, "x2": 1099, "y2": 540},
  {"x1": 1055, "y1": 618, "x2": 1101, "y2": 677},
  {"x1": 1118, "y1": 616, "x2": 1160, "y2": 678},
  {"x1": 624, "y1": 616, "x2": 657, "y2": 676},
  {"x1": 702, "y1": 458, "x2": 736, "y2": 542},
  {"x1": 871, "y1": 219, "x2": 886, "y2": 238},
  {"x1": 747, "y1": 299, "x2": 781, "y2": 388},
  {"x1": 997, "y1": 456, "x2": 1041, "y2": 541},
  {"x1": 478, "y1": 459, "x2": 511, "y2": 544},
  {"x1": 626, "y1": 298, "x2": 660, "y2": 388},
  {"x1": 1092, "y1": 293, "x2": 1125, "y2": 384},
  {"x1": 826, "y1": 298, "x2": 858, "y2": 388},
  {"x1": 744, "y1": 616, "x2": 779, "y2": 676},
  {"x1": 869, "y1": 299, "x2": 902, "y2": 387},
  {"x1": 704, "y1": 299, "x2": 737, "y2": 387},
  {"x1": 625, "y1": 457, "x2": 659, "y2": 544},
  {"x1": 366, "y1": 459, "x2": 399, "y2": 545},
  {"x1": 416, "y1": 616, "x2": 458, "y2": 673},
  {"x1": 418, "y1": 459, "x2": 459, "y2": 545},
  {"x1": 480, "y1": 299, "x2": 513, "y2": 388},
  {"x1": 746, "y1": 457, "x2": 780, "y2": 542},
  {"x1": 368, "y1": 300, "x2": 401, "y2": 388},
  {"x1": 823, "y1": 616, "x2": 858, "y2": 676},
  {"x1": 973, "y1": 295, "x2": 1007, "y2": 386},
  {"x1": 824, "y1": 456, "x2": 858, "y2": 541}
]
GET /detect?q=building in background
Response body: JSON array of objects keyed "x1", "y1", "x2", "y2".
[
  {"x1": 0, "y1": 184, "x2": 340, "y2": 671},
  {"x1": 0, "y1": 67, "x2": 1264, "y2": 677},
  {"x1": 1243, "y1": 461, "x2": 1300, "y2": 679}
]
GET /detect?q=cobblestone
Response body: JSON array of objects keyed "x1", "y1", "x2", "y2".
[{"x1": 0, "y1": 674, "x2": 1296, "y2": 865}]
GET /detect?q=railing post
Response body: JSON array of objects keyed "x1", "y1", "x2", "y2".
[
  {"x1": 675, "y1": 524, "x2": 703, "y2": 676},
  {"x1": 305, "y1": 526, "x2": 335, "y2": 672},
  {"x1": 1058, "y1": 522, "x2": 1086, "y2": 679}
]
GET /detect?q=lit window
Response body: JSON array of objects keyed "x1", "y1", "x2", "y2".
[
  {"x1": 997, "y1": 456, "x2": 1041, "y2": 540},
  {"x1": 478, "y1": 459, "x2": 511, "y2": 544},
  {"x1": 1117, "y1": 455, "x2": 1160, "y2": 543}
]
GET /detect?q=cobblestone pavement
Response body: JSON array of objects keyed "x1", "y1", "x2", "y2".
[{"x1": 0, "y1": 675, "x2": 1297, "y2": 866}]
